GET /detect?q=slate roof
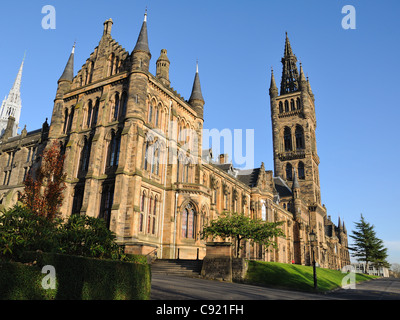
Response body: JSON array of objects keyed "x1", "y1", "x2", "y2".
[{"x1": 273, "y1": 176, "x2": 293, "y2": 198}]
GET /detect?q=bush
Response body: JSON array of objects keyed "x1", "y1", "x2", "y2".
[
  {"x1": 0, "y1": 206, "x2": 60, "y2": 261},
  {"x1": 0, "y1": 206, "x2": 145, "y2": 263},
  {"x1": 56, "y1": 214, "x2": 121, "y2": 260},
  {"x1": 0, "y1": 261, "x2": 57, "y2": 300},
  {"x1": 1, "y1": 252, "x2": 151, "y2": 300}
]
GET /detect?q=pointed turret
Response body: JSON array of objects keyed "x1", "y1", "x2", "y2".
[
  {"x1": 280, "y1": 32, "x2": 299, "y2": 95},
  {"x1": 59, "y1": 44, "x2": 75, "y2": 82},
  {"x1": 131, "y1": 11, "x2": 152, "y2": 72},
  {"x1": 133, "y1": 11, "x2": 150, "y2": 54},
  {"x1": 189, "y1": 62, "x2": 205, "y2": 118},
  {"x1": 307, "y1": 76, "x2": 314, "y2": 100},
  {"x1": 299, "y1": 63, "x2": 307, "y2": 91},
  {"x1": 156, "y1": 49, "x2": 170, "y2": 87},
  {"x1": 269, "y1": 68, "x2": 278, "y2": 98}
]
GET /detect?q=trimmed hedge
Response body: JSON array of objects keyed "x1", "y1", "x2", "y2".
[{"x1": 0, "y1": 252, "x2": 151, "y2": 300}]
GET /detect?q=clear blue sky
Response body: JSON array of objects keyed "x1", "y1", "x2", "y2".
[{"x1": 1, "y1": 0, "x2": 399, "y2": 264}]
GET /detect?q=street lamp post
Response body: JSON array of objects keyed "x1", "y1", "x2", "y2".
[{"x1": 309, "y1": 230, "x2": 318, "y2": 291}]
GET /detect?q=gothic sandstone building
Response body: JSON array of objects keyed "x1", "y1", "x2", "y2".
[{"x1": 0, "y1": 15, "x2": 350, "y2": 269}]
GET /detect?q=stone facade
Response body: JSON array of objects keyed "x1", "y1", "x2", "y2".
[{"x1": 0, "y1": 16, "x2": 350, "y2": 270}]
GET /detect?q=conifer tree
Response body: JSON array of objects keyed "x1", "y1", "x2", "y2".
[{"x1": 349, "y1": 214, "x2": 390, "y2": 272}]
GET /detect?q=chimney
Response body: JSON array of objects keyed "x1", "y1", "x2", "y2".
[
  {"x1": 219, "y1": 154, "x2": 228, "y2": 164},
  {"x1": 103, "y1": 18, "x2": 113, "y2": 36}
]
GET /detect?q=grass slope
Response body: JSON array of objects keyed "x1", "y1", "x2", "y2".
[{"x1": 245, "y1": 261, "x2": 377, "y2": 292}]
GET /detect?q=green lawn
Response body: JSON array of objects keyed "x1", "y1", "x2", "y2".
[{"x1": 245, "y1": 261, "x2": 377, "y2": 292}]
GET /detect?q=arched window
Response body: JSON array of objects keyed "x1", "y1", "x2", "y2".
[
  {"x1": 177, "y1": 155, "x2": 183, "y2": 182},
  {"x1": 147, "y1": 196, "x2": 153, "y2": 234},
  {"x1": 79, "y1": 136, "x2": 92, "y2": 174},
  {"x1": 144, "y1": 141, "x2": 151, "y2": 171},
  {"x1": 284, "y1": 100, "x2": 289, "y2": 112},
  {"x1": 148, "y1": 103, "x2": 153, "y2": 123},
  {"x1": 290, "y1": 99, "x2": 295, "y2": 111},
  {"x1": 139, "y1": 191, "x2": 146, "y2": 232},
  {"x1": 107, "y1": 131, "x2": 121, "y2": 168},
  {"x1": 100, "y1": 183, "x2": 115, "y2": 228},
  {"x1": 279, "y1": 102, "x2": 283, "y2": 114},
  {"x1": 86, "y1": 101, "x2": 93, "y2": 128},
  {"x1": 63, "y1": 109, "x2": 69, "y2": 133},
  {"x1": 67, "y1": 108, "x2": 74, "y2": 133},
  {"x1": 286, "y1": 163, "x2": 293, "y2": 181},
  {"x1": 262, "y1": 203, "x2": 267, "y2": 221},
  {"x1": 151, "y1": 143, "x2": 161, "y2": 175},
  {"x1": 295, "y1": 125, "x2": 305, "y2": 150},
  {"x1": 92, "y1": 100, "x2": 99, "y2": 127},
  {"x1": 284, "y1": 127, "x2": 292, "y2": 151},
  {"x1": 120, "y1": 92, "x2": 127, "y2": 119},
  {"x1": 113, "y1": 93, "x2": 120, "y2": 121},
  {"x1": 155, "y1": 106, "x2": 160, "y2": 127},
  {"x1": 182, "y1": 203, "x2": 196, "y2": 239},
  {"x1": 152, "y1": 197, "x2": 158, "y2": 235},
  {"x1": 72, "y1": 185, "x2": 85, "y2": 215},
  {"x1": 298, "y1": 162, "x2": 305, "y2": 180},
  {"x1": 296, "y1": 98, "x2": 301, "y2": 110}
]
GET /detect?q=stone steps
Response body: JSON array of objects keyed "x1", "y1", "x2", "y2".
[{"x1": 151, "y1": 259, "x2": 203, "y2": 277}]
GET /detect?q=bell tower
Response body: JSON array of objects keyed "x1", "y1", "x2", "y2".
[{"x1": 269, "y1": 33, "x2": 321, "y2": 205}]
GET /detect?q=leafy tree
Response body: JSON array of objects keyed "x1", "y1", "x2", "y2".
[
  {"x1": 20, "y1": 141, "x2": 66, "y2": 221},
  {"x1": 349, "y1": 214, "x2": 390, "y2": 271},
  {"x1": 201, "y1": 212, "x2": 285, "y2": 258}
]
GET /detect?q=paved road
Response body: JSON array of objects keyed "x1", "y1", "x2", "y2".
[
  {"x1": 151, "y1": 275, "x2": 400, "y2": 300},
  {"x1": 326, "y1": 277, "x2": 400, "y2": 300}
]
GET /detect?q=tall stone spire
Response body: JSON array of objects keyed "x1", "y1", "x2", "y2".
[
  {"x1": 280, "y1": 32, "x2": 299, "y2": 95},
  {"x1": 59, "y1": 44, "x2": 75, "y2": 82},
  {"x1": 189, "y1": 61, "x2": 204, "y2": 103},
  {"x1": 0, "y1": 55, "x2": 25, "y2": 137},
  {"x1": 131, "y1": 10, "x2": 152, "y2": 72},
  {"x1": 189, "y1": 61, "x2": 205, "y2": 119},
  {"x1": 133, "y1": 10, "x2": 150, "y2": 54}
]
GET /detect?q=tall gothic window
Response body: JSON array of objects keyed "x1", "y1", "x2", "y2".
[
  {"x1": 286, "y1": 163, "x2": 293, "y2": 181},
  {"x1": 107, "y1": 131, "x2": 121, "y2": 168},
  {"x1": 99, "y1": 183, "x2": 115, "y2": 228},
  {"x1": 120, "y1": 92, "x2": 127, "y2": 119},
  {"x1": 177, "y1": 154, "x2": 185, "y2": 182},
  {"x1": 139, "y1": 191, "x2": 146, "y2": 233},
  {"x1": 72, "y1": 185, "x2": 85, "y2": 215},
  {"x1": 67, "y1": 108, "x2": 74, "y2": 133},
  {"x1": 182, "y1": 204, "x2": 196, "y2": 239},
  {"x1": 295, "y1": 125, "x2": 305, "y2": 150},
  {"x1": 92, "y1": 100, "x2": 99, "y2": 128},
  {"x1": 79, "y1": 136, "x2": 92, "y2": 174},
  {"x1": 144, "y1": 142, "x2": 150, "y2": 171},
  {"x1": 113, "y1": 93, "x2": 120, "y2": 121},
  {"x1": 279, "y1": 101, "x2": 283, "y2": 114},
  {"x1": 298, "y1": 162, "x2": 305, "y2": 180},
  {"x1": 284, "y1": 127, "x2": 292, "y2": 151},
  {"x1": 290, "y1": 99, "x2": 295, "y2": 111},
  {"x1": 86, "y1": 101, "x2": 93, "y2": 128},
  {"x1": 147, "y1": 196, "x2": 153, "y2": 234},
  {"x1": 148, "y1": 103, "x2": 153, "y2": 123},
  {"x1": 63, "y1": 109, "x2": 69, "y2": 133},
  {"x1": 284, "y1": 100, "x2": 289, "y2": 112},
  {"x1": 296, "y1": 98, "x2": 301, "y2": 110}
]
